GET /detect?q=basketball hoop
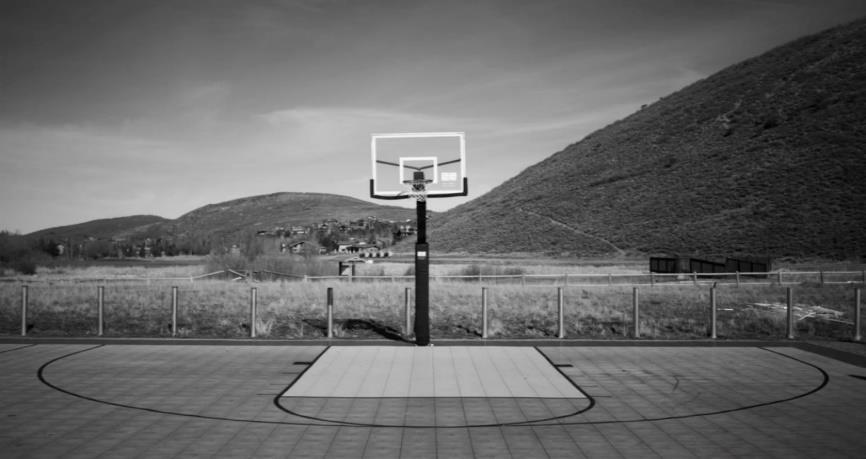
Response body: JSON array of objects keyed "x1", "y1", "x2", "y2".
[
  {"x1": 402, "y1": 171, "x2": 432, "y2": 202},
  {"x1": 368, "y1": 132, "x2": 468, "y2": 347}
]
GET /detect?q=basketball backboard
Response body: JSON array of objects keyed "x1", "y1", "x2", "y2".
[{"x1": 370, "y1": 132, "x2": 467, "y2": 200}]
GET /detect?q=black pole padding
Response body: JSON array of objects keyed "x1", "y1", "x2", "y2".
[
  {"x1": 414, "y1": 242, "x2": 430, "y2": 346},
  {"x1": 416, "y1": 198, "x2": 427, "y2": 244},
  {"x1": 414, "y1": 198, "x2": 430, "y2": 346}
]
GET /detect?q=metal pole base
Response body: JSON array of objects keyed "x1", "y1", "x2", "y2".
[{"x1": 414, "y1": 242, "x2": 430, "y2": 346}]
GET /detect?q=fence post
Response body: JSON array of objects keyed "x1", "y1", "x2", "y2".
[
  {"x1": 250, "y1": 287, "x2": 257, "y2": 338},
  {"x1": 171, "y1": 286, "x2": 178, "y2": 337},
  {"x1": 326, "y1": 287, "x2": 334, "y2": 338},
  {"x1": 404, "y1": 288, "x2": 411, "y2": 336},
  {"x1": 633, "y1": 287, "x2": 640, "y2": 338},
  {"x1": 778, "y1": 271, "x2": 783, "y2": 285},
  {"x1": 564, "y1": 273, "x2": 569, "y2": 286},
  {"x1": 557, "y1": 287, "x2": 565, "y2": 338},
  {"x1": 650, "y1": 273, "x2": 654, "y2": 286},
  {"x1": 481, "y1": 287, "x2": 488, "y2": 339},
  {"x1": 820, "y1": 271, "x2": 824, "y2": 286},
  {"x1": 21, "y1": 285, "x2": 28, "y2": 337},
  {"x1": 608, "y1": 273, "x2": 612, "y2": 286},
  {"x1": 709, "y1": 287, "x2": 717, "y2": 339},
  {"x1": 786, "y1": 287, "x2": 795, "y2": 339},
  {"x1": 692, "y1": 272, "x2": 698, "y2": 286},
  {"x1": 854, "y1": 288, "x2": 861, "y2": 342},
  {"x1": 97, "y1": 286, "x2": 104, "y2": 337},
  {"x1": 736, "y1": 272, "x2": 740, "y2": 287}
]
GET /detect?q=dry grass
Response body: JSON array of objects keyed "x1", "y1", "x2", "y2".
[
  {"x1": 31, "y1": 263, "x2": 208, "y2": 280},
  {"x1": 1, "y1": 278, "x2": 860, "y2": 341}
]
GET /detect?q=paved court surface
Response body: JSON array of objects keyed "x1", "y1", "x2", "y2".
[{"x1": 1, "y1": 341, "x2": 866, "y2": 458}]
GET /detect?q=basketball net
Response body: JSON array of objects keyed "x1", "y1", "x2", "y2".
[
  {"x1": 404, "y1": 186, "x2": 428, "y2": 202},
  {"x1": 402, "y1": 171, "x2": 432, "y2": 202}
]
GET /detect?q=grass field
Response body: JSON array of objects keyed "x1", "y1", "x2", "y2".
[{"x1": 1, "y1": 267, "x2": 861, "y2": 340}]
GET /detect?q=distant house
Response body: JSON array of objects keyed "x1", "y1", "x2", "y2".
[
  {"x1": 396, "y1": 224, "x2": 416, "y2": 237},
  {"x1": 337, "y1": 241, "x2": 355, "y2": 254},
  {"x1": 288, "y1": 241, "x2": 306, "y2": 254},
  {"x1": 337, "y1": 240, "x2": 383, "y2": 254}
]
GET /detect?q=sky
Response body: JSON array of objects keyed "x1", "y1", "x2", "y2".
[{"x1": 2, "y1": 0, "x2": 866, "y2": 233}]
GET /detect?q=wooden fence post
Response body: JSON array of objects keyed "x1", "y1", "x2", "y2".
[
  {"x1": 171, "y1": 286, "x2": 178, "y2": 337},
  {"x1": 326, "y1": 287, "x2": 333, "y2": 338},
  {"x1": 709, "y1": 287, "x2": 717, "y2": 339},
  {"x1": 786, "y1": 287, "x2": 795, "y2": 339},
  {"x1": 404, "y1": 288, "x2": 411, "y2": 336},
  {"x1": 97, "y1": 286, "x2": 104, "y2": 337},
  {"x1": 482, "y1": 287, "x2": 488, "y2": 339},
  {"x1": 250, "y1": 287, "x2": 257, "y2": 338},
  {"x1": 633, "y1": 287, "x2": 640, "y2": 338},
  {"x1": 854, "y1": 288, "x2": 861, "y2": 342},
  {"x1": 557, "y1": 287, "x2": 565, "y2": 339},
  {"x1": 21, "y1": 285, "x2": 28, "y2": 337}
]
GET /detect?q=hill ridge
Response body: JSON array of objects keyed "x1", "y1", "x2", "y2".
[{"x1": 26, "y1": 191, "x2": 417, "y2": 255}]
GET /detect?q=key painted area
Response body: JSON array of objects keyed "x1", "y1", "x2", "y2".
[{"x1": 283, "y1": 346, "x2": 584, "y2": 399}]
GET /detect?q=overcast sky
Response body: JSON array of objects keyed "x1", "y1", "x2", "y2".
[{"x1": 2, "y1": 0, "x2": 865, "y2": 233}]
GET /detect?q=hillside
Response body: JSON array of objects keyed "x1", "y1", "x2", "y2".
[
  {"x1": 27, "y1": 215, "x2": 168, "y2": 241},
  {"x1": 25, "y1": 193, "x2": 417, "y2": 254},
  {"x1": 163, "y1": 192, "x2": 417, "y2": 243},
  {"x1": 428, "y1": 17, "x2": 866, "y2": 258}
]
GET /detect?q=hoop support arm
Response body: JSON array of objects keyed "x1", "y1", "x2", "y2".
[{"x1": 369, "y1": 178, "x2": 468, "y2": 200}]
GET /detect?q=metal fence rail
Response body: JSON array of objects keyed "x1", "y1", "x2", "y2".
[
  {"x1": 2, "y1": 270, "x2": 864, "y2": 286},
  {"x1": 302, "y1": 271, "x2": 866, "y2": 286}
]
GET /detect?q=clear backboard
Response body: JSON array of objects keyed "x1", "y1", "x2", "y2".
[{"x1": 370, "y1": 132, "x2": 467, "y2": 200}]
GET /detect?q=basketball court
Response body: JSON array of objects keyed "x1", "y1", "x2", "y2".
[{"x1": 2, "y1": 340, "x2": 865, "y2": 457}]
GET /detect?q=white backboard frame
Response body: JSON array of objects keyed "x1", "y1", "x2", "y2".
[{"x1": 370, "y1": 131, "x2": 467, "y2": 199}]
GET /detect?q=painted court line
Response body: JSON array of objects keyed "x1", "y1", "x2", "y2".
[{"x1": 283, "y1": 346, "x2": 585, "y2": 399}]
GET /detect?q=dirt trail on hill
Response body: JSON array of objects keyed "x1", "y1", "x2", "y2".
[{"x1": 517, "y1": 208, "x2": 626, "y2": 256}]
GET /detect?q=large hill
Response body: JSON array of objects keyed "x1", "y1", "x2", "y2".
[
  {"x1": 162, "y1": 192, "x2": 416, "y2": 244},
  {"x1": 28, "y1": 215, "x2": 169, "y2": 242},
  {"x1": 430, "y1": 18, "x2": 866, "y2": 258},
  {"x1": 26, "y1": 193, "x2": 416, "y2": 253}
]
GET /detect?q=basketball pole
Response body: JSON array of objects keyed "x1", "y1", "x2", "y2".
[
  {"x1": 414, "y1": 192, "x2": 431, "y2": 346},
  {"x1": 370, "y1": 132, "x2": 467, "y2": 345}
]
